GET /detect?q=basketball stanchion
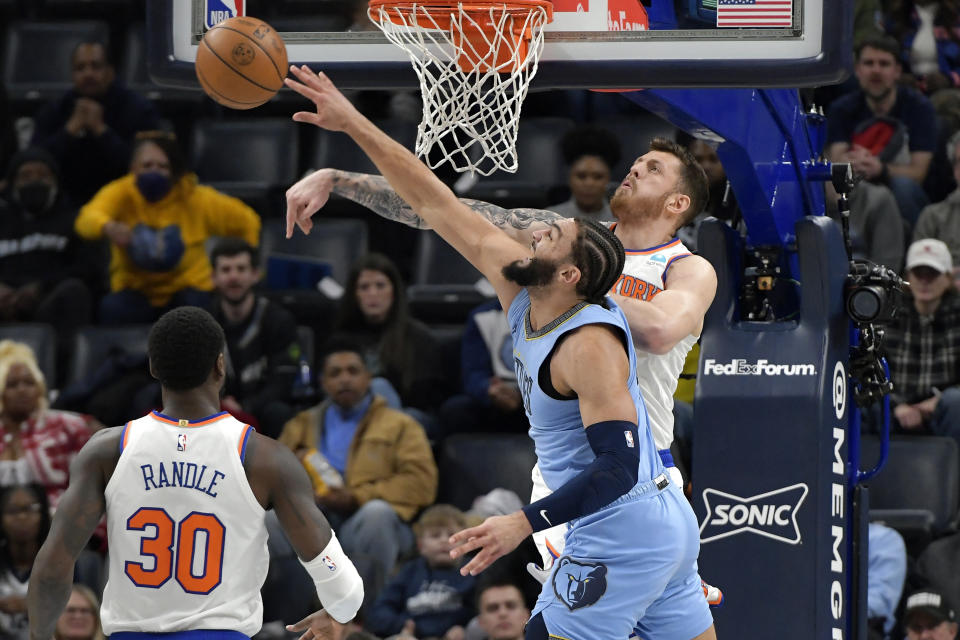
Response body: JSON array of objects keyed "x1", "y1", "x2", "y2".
[{"x1": 367, "y1": 0, "x2": 553, "y2": 175}]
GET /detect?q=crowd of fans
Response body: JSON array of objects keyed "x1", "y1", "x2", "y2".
[{"x1": 3, "y1": 1, "x2": 960, "y2": 639}]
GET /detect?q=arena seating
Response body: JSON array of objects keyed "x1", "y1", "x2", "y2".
[
  {"x1": 260, "y1": 216, "x2": 368, "y2": 286},
  {"x1": 68, "y1": 324, "x2": 151, "y2": 387},
  {"x1": 438, "y1": 433, "x2": 537, "y2": 511},
  {"x1": 862, "y1": 435, "x2": 960, "y2": 553}
]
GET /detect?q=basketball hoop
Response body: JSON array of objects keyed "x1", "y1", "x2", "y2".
[{"x1": 368, "y1": 0, "x2": 553, "y2": 175}]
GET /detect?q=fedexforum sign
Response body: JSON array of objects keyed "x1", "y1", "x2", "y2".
[{"x1": 702, "y1": 359, "x2": 817, "y2": 376}]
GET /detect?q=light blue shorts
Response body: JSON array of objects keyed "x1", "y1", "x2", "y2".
[{"x1": 532, "y1": 478, "x2": 713, "y2": 640}]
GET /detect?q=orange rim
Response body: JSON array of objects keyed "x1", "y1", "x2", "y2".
[{"x1": 369, "y1": 0, "x2": 553, "y2": 31}]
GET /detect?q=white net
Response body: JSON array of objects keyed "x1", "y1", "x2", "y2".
[{"x1": 369, "y1": 1, "x2": 552, "y2": 175}]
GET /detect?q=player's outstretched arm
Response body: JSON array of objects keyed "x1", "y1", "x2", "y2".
[
  {"x1": 284, "y1": 66, "x2": 529, "y2": 310},
  {"x1": 28, "y1": 427, "x2": 121, "y2": 640},
  {"x1": 245, "y1": 432, "x2": 362, "y2": 629},
  {"x1": 613, "y1": 254, "x2": 717, "y2": 354},
  {"x1": 286, "y1": 168, "x2": 560, "y2": 244}
]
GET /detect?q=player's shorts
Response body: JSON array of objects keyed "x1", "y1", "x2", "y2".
[
  {"x1": 530, "y1": 477, "x2": 713, "y2": 640},
  {"x1": 531, "y1": 457, "x2": 685, "y2": 570}
]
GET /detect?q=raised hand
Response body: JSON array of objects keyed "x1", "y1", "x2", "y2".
[
  {"x1": 285, "y1": 65, "x2": 362, "y2": 133},
  {"x1": 285, "y1": 168, "x2": 334, "y2": 238}
]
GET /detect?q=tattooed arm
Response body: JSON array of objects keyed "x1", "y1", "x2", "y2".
[
  {"x1": 286, "y1": 168, "x2": 564, "y2": 243},
  {"x1": 28, "y1": 428, "x2": 121, "y2": 640}
]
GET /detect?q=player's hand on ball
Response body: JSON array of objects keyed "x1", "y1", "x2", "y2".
[
  {"x1": 285, "y1": 168, "x2": 334, "y2": 238},
  {"x1": 449, "y1": 512, "x2": 533, "y2": 576},
  {"x1": 286, "y1": 608, "x2": 344, "y2": 640},
  {"x1": 285, "y1": 65, "x2": 361, "y2": 133}
]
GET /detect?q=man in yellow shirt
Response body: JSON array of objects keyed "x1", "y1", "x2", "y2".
[{"x1": 75, "y1": 131, "x2": 261, "y2": 323}]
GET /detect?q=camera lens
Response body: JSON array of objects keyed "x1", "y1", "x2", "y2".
[{"x1": 847, "y1": 286, "x2": 884, "y2": 322}]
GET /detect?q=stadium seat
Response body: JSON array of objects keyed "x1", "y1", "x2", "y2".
[
  {"x1": 309, "y1": 119, "x2": 418, "y2": 174},
  {"x1": 3, "y1": 21, "x2": 110, "y2": 103},
  {"x1": 861, "y1": 435, "x2": 959, "y2": 550},
  {"x1": 68, "y1": 324, "x2": 151, "y2": 387},
  {"x1": 427, "y1": 323, "x2": 464, "y2": 395},
  {"x1": 599, "y1": 113, "x2": 679, "y2": 182},
  {"x1": 412, "y1": 231, "x2": 483, "y2": 286},
  {"x1": 260, "y1": 217, "x2": 368, "y2": 286},
  {"x1": 438, "y1": 433, "x2": 537, "y2": 511},
  {"x1": 463, "y1": 117, "x2": 575, "y2": 208},
  {"x1": 190, "y1": 118, "x2": 299, "y2": 213},
  {"x1": 407, "y1": 231, "x2": 494, "y2": 324},
  {"x1": 0, "y1": 323, "x2": 57, "y2": 386},
  {"x1": 120, "y1": 23, "x2": 199, "y2": 104}
]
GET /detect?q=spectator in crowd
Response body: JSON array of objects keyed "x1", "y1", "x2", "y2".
[
  {"x1": 0, "y1": 484, "x2": 51, "y2": 640},
  {"x1": 917, "y1": 532, "x2": 960, "y2": 638},
  {"x1": 827, "y1": 35, "x2": 938, "y2": 228},
  {"x1": 843, "y1": 181, "x2": 906, "y2": 271},
  {"x1": 868, "y1": 523, "x2": 908, "y2": 638},
  {"x1": 209, "y1": 238, "x2": 298, "y2": 438},
  {"x1": 883, "y1": 239, "x2": 960, "y2": 444},
  {"x1": 336, "y1": 254, "x2": 447, "y2": 416},
  {"x1": 886, "y1": 0, "x2": 960, "y2": 96},
  {"x1": 550, "y1": 125, "x2": 620, "y2": 221},
  {"x1": 437, "y1": 300, "x2": 527, "y2": 440},
  {"x1": 75, "y1": 131, "x2": 261, "y2": 324},
  {"x1": 53, "y1": 585, "x2": 104, "y2": 640},
  {"x1": 902, "y1": 588, "x2": 958, "y2": 640},
  {"x1": 471, "y1": 578, "x2": 529, "y2": 640},
  {"x1": 366, "y1": 505, "x2": 476, "y2": 640},
  {"x1": 915, "y1": 130, "x2": 960, "y2": 269},
  {"x1": 0, "y1": 341, "x2": 95, "y2": 508},
  {"x1": 676, "y1": 136, "x2": 741, "y2": 250},
  {"x1": 31, "y1": 40, "x2": 161, "y2": 206},
  {"x1": 278, "y1": 337, "x2": 437, "y2": 604},
  {"x1": 0, "y1": 147, "x2": 99, "y2": 378}
]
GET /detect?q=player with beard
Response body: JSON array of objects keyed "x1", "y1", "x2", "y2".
[
  {"x1": 283, "y1": 64, "x2": 717, "y2": 640},
  {"x1": 286, "y1": 137, "x2": 722, "y2": 607}
]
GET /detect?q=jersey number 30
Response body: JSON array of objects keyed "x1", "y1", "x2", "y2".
[{"x1": 124, "y1": 507, "x2": 225, "y2": 594}]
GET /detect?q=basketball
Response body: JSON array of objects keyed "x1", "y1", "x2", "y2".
[{"x1": 195, "y1": 16, "x2": 288, "y2": 110}]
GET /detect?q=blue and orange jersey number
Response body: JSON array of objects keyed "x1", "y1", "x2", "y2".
[{"x1": 125, "y1": 508, "x2": 226, "y2": 595}]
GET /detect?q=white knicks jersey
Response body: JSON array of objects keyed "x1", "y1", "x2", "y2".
[
  {"x1": 101, "y1": 411, "x2": 268, "y2": 636},
  {"x1": 609, "y1": 234, "x2": 698, "y2": 451}
]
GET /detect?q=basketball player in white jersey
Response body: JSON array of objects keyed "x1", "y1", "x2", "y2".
[
  {"x1": 27, "y1": 306, "x2": 363, "y2": 640},
  {"x1": 286, "y1": 138, "x2": 721, "y2": 605}
]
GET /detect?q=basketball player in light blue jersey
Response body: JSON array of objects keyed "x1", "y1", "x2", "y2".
[{"x1": 284, "y1": 65, "x2": 716, "y2": 640}]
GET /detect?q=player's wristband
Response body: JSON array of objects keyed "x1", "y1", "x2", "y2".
[
  {"x1": 300, "y1": 531, "x2": 364, "y2": 623},
  {"x1": 521, "y1": 419, "x2": 640, "y2": 533}
]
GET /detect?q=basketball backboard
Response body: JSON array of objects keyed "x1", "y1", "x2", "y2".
[{"x1": 148, "y1": 0, "x2": 851, "y2": 90}]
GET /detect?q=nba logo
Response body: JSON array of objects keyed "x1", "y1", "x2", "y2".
[
  {"x1": 624, "y1": 431, "x2": 635, "y2": 448},
  {"x1": 177, "y1": 434, "x2": 187, "y2": 452},
  {"x1": 205, "y1": 0, "x2": 246, "y2": 30}
]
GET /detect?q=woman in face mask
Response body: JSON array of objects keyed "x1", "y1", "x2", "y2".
[{"x1": 75, "y1": 131, "x2": 261, "y2": 324}]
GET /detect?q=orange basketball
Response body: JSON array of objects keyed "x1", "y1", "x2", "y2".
[{"x1": 195, "y1": 16, "x2": 288, "y2": 110}]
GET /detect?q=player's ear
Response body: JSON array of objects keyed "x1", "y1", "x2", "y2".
[
  {"x1": 559, "y1": 264, "x2": 581, "y2": 287},
  {"x1": 148, "y1": 358, "x2": 158, "y2": 381},
  {"x1": 215, "y1": 352, "x2": 225, "y2": 379}
]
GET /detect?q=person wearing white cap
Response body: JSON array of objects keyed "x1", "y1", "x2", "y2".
[{"x1": 883, "y1": 238, "x2": 960, "y2": 444}]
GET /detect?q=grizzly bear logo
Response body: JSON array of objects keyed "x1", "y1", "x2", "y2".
[{"x1": 552, "y1": 557, "x2": 607, "y2": 611}]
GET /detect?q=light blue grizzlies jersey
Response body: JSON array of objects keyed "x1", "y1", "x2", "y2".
[{"x1": 506, "y1": 289, "x2": 664, "y2": 493}]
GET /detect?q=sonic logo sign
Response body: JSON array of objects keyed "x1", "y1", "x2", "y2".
[{"x1": 699, "y1": 484, "x2": 808, "y2": 544}]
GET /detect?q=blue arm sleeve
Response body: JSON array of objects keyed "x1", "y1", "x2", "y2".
[{"x1": 521, "y1": 420, "x2": 640, "y2": 533}]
